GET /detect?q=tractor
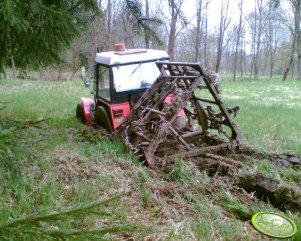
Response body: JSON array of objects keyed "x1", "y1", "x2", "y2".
[
  {"x1": 77, "y1": 44, "x2": 242, "y2": 163},
  {"x1": 76, "y1": 44, "x2": 169, "y2": 132}
]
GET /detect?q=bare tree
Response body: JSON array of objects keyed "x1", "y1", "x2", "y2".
[
  {"x1": 215, "y1": 0, "x2": 231, "y2": 73},
  {"x1": 283, "y1": 34, "x2": 297, "y2": 80},
  {"x1": 278, "y1": 5, "x2": 297, "y2": 81},
  {"x1": 272, "y1": 0, "x2": 301, "y2": 80},
  {"x1": 233, "y1": 0, "x2": 243, "y2": 81},
  {"x1": 194, "y1": 0, "x2": 203, "y2": 62},
  {"x1": 240, "y1": 29, "x2": 246, "y2": 78},
  {"x1": 292, "y1": 0, "x2": 301, "y2": 80},
  {"x1": 204, "y1": 1, "x2": 209, "y2": 66},
  {"x1": 266, "y1": 0, "x2": 280, "y2": 79},
  {"x1": 166, "y1": 0, "x2": 187, "y2": 60},
  {"x1": 247, "y1": 0, "x2": 269, "y2": 80},
  {"x1": 144, "y1": 0, "x2": 150, "y2": 48}
]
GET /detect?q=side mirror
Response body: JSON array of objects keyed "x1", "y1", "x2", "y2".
[
  {"x1": 80, "y1": 66, "x2": 86, "y2": 80},
  {"x1": 84, "y1": 77, "x2": 90, "y2": 87},
  {"x1": 80, "y1": 66, "x2": 91, "y2": 88}
]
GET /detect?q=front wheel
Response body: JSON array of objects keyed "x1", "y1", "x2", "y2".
[
  {"x1": 94, "y1": 106, "x2": 113, "y2": 133},
  {"x1": 76, "y1": 103, "x2": 85, "y2": 124}
]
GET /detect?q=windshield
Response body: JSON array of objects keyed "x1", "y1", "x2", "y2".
[{"x1": 112, "y1": 62, "x2": 160, "y2": 92}]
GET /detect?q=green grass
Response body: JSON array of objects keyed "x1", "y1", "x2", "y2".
[
  {"x1": 0, "y1": 78, "x2": 89, "y2": 128},
  {"x1": 221, "y1": 80, "x2": 301, "y2": 154},
  {"x1": 0, "y1": 77, "x2": 301, "y2": 240}
]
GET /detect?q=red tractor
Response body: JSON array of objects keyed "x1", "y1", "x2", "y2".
[{"x1": 76, "y1": 44, "x2": 169, "y2": 132}]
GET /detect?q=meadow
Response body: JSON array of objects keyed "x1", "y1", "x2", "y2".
[{"x1": 0, "y1": 77, "x2": 300, "y2": 240}]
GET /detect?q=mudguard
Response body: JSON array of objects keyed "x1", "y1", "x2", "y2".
[{"x1": 79, "y1": 97, "x2": 94, "y2": 125}]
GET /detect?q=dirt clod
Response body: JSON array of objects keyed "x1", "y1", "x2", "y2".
[{"x1": 237, "y1": 172, "x2": 301, "y2": 212}]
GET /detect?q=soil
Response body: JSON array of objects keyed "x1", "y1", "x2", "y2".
[{"x1": 154, "y1": 141, "x2": 301, "y2": 216}]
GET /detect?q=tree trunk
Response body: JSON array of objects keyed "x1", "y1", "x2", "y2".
[
  {"x1": 168, "y1": 1, "x2": 177, "y2": 61},
  {"x1": 268, "y1": 0, "x2": 277, "y2": 80},
  {"x1": 215, "y1": 0, "x2": 230, "y2": 73},
  {"x1": 233, "y1": 0, "x2": 243, "y2": 81},
  {"x1": 204, "y1": 2, "x2": 209, "y2": 66},
  {"x1": 254, "y1": 29, "x2": 261, "y2": 81},
  {"x1": 144, "y1": 0, "x2": 150, "y2": 49},
  {"x1": 167, "y1": 0, "x2": 187, "y2": 61},
  {"x1": 106, "y1": 0, "x2": 112, "y2": 51},
  {"x1": 215, "y1": 8, "x2": 223, "y2": 73},
  {"x1": 283, "y1": 35, "x2": 296, "y2": 81},
  {"x1": 194, "y1": 0, "x2": 202, "y2": 62},
  {"x1": 250, "y1": 60, "x2": 253, "y2": 80},
  {"x1": 10, "y1": 55, "x2": 16, "y2": 79},
  {"x1": 57, "y1": 68, "x2": 63, "y2": 81},
  {"x1": 250, "y1": 0, "x2": 266, "y2": 81},
  {"x1": 268, "y1": 1, "x2": 273, "y2": 79},
  {"x1": 294, "y1": 0, "x2": 301, "y2": 80},
  {"x1": 240, "y1": 38, "x2": 244, "y2": 78}
]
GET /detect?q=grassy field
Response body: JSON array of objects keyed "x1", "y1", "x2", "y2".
[
  {"x1": 0, "y1": 77, "x2": 300, "y2": 240},
  {"x1": 222, "y1": 80, "x2": 301, "y2": 154}
]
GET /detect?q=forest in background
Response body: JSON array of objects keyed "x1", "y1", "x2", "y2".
[{"x1": 1, "y1": 0, "x2": 301, "y2": 81}]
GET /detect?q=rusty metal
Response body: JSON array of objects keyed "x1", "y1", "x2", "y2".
[{"x1": 113, "y1": 62, "x2": 242, "y2": 165}]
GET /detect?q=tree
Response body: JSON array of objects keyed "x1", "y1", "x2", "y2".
[
  {"x1": 247, "y1": 0, "x2": 268, "y2": 80},
  {"x1": 215, "y1": 0, "x2": 231, "y2": 73},
  {"x1": 267, "y1": 0, "x2": 278, "y2": 79},
  {"x1": 144, "y1": 0, "x2": 150, "y2": 48},
  {"x1": 166, "y1": 0, "x2": 187, "y2": 60},
  {"x1": 194, "y1": 0, "x2": 203, "y2": 62},
  {"x1": 292, "y1": 0, "x2": 301, "y2": 80},
  {"x1": 233, "y1": 0, "x2": 243, "y2": 81},
  {"x1": 277, "y1": 5, "x2": 297, "y2": 81},
  {"x1": 273, "y1": 0, "x2": 301, "y2": 80},
  {"x1": 204, "y1": 1, "x2": 209, "y2": 67},
  {"x1": 0, "y1": 0, "x2": 100, "y2": 74},
  {"x1": 122, "y1": 0, "x2": 163, "y2": 48}
]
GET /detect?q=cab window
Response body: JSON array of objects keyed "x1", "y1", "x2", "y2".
[
  {"x1": 112, "y1": 62, "x2": 160, "y2": 92},
  {"x1": 98, "y1": 65, "x2": 110, "y2": 101}
]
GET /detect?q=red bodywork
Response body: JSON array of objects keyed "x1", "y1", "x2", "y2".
[
  {"x1": 81, "y1": 97, "x2": 130, "y2": 129},
  {"x1": 109, "y1": 102, "x2": 131, "y2": 129},
  {"x1": 97, "y1": 98, "x2": 130, "y2": 129},
  {"x1": 165, "y1": 94, "x2": 185, "y2": 117},
  {"x1": 80, "y1": 97, "x2": 94, "y2": 125},
  {"x1": 81, "y1": 95, "x2": 183, "y2": 129}
]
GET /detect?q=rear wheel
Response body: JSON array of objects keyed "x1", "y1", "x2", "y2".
[
  {"x1": 76, "y1": 104, "x2": 85, "y2": 124},
  {"x1": 94, "y1": 106, "x2": 113, "y2": 133}
]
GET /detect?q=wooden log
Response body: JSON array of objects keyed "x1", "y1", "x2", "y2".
[
  {"x1": 204, "y1": 153, "x2": 243, "y2": 167},
  {"x1": 171, "y1": 143, "x2": 233, "y2": 159}
]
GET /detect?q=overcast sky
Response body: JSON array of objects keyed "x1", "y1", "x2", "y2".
[
  {"x1": 182, "y1": 0, "x2": 256, "y2": 30},
  {"x1": 183, "y1": 0, "x2": 293, "y2": 30}
]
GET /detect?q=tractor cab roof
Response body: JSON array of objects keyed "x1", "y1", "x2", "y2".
[{"x1": 95, "y1": 49, "x2": 169, "y2": 66}]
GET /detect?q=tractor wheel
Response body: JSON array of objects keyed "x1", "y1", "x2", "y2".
[
  {"x1": 76, "y1": 103, "x2": 85, "y2": 124},
  {"x1": 94, "y1": 106, "x2": 113, "y2": 133}
]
